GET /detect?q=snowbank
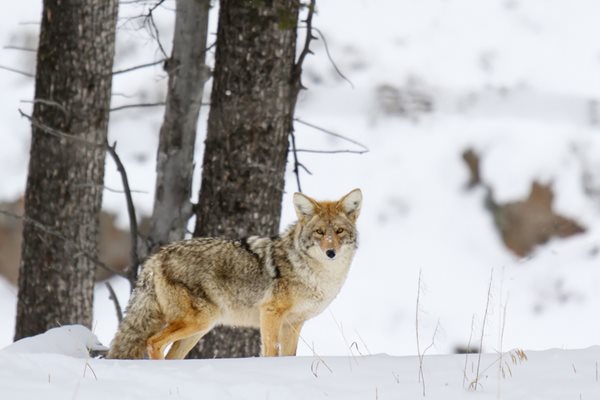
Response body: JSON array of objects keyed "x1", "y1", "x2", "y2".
[{"x1": 0, "y1": 325, "x2": 599, "y2": 399}]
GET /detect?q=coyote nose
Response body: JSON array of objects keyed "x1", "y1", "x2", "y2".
[{"x1": 326, "y1": 249, "x2": 336, "y2": 259}]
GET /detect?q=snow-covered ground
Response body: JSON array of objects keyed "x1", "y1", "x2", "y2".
[
  {"x1": 1, "y1": 0, "x2": 600, "y2": 373},
  {"x1": 2, "y1": 325, "x2": 600, "y2": 399}
]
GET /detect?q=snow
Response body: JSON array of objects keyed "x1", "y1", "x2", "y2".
[
  {"x1": 1, "y1": 325, "x2": 599, "y2": 399},
  {"x1": 1, "y1": 0, "x2": 600, "y2": 396},
  {"x1": 0, "y1": 276, "x2": 16, "y2": 348},
  {"x1": 2, "y1": 325, "x2": 107, "y2": 358}
]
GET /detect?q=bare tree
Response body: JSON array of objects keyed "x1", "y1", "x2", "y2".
[
  {"x1": 148, "y1": 0, "x2": 212, "y2": 252},
  {"x1": 190, "y1": 0, "x2": 306, "y2": 358},
  {"x1": 14, "y1": 0, "x2": 118, "y2": 340}
]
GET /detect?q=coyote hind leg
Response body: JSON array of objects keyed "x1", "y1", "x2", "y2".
[
  {"x1": 147, "y1": 312, "x2": 216, "y2": 360},
  {"x1": 165, "y1": 333, "x2": 204, "y2": 360}
]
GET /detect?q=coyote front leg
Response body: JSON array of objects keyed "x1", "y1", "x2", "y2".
[
  {"x1": 279, "y1": 320, "x2": 304, "y2": 356},
  {"x1": 259, "y1": 304, "x2": 289, "y2": 356}
]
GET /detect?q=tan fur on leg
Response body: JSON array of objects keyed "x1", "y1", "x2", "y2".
[
  {"x1": 147, "y1": 315, "x2": 215, "y2": 360},
  {"x1": 260, "y1": 305, "x2": 288, "y2": 357},
  {"x1": 279, "y1": 320, "x2": 304, "y2": 356},
  {"x1": 165, "y1": 333, "x2": 204, "y2": 360}
]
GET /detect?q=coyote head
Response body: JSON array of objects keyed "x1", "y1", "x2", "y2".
[{"x1": 293, "y1": 189, "x2": 362, "y2": 261}]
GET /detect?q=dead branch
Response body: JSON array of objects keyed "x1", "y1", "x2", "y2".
[
  {"x1": 0, "y1": 65, "x2": 34, "y2": 78},
  {"x1": 111, "y1": 92, "x2": 138, "y2": 99},
  {"x1": 144, "y1": 0, "x2": 168, "y2": 59},
  {"x1": 293, "y1": 0, "x2": 317, "y2": 90},
  {"x1": 19, "y1": 109, "x2": 103, "y2": 147},
  {"x1": 146, "y1": 0, "x2": 166, "y2": 15},
  {"x1": 20, "y1": 99, "x2": 69, "y2": 115},
  {"x1": 293, "y1": 148, "x2": 368, "y2": 154},
  {"x1": 106, "y1": 140, "x2": 141, "y2": 288},
  {"x1": 111, "y1": 101, "x2": 210, "y2": 113},
  {"x1": 294, "y1": 324, "x2": 334, "y2": 375},
  {"x1": 285, "y1": 0, "x2": 318, "y2": 193},
  {"x1": 470, "y1": 270, "x2": 494, "y2": 391},
  {"x1": 289, "y1": 116, "x2": 367, "y2": 186},
  {"x1": 289, "y1": 130, "x2": 303, "y2": 192},
  {"x1": 73, "y1": 182, "x2": 148, "y2": 194},
  {"x1": 294, "y1": 118, "x2": 369, "y2": 152},
  {"x1": 112, "y1": 58, "x2": 166, "y2": 75},
  {"x1": 119, "y1": 1, "x2": 169, "y2": 58},
  {"x1": 287, "y1": 128, "x2": 310, "y2": 191},
  {"x1": 354, "y1": 329, "x2": 372, "y2": 355},
  {"x1": 422, "y1": 320, "x2": 440, "y2": 355},
  {"x1": 285, "y1": 1, "x2": 360, "y2": 191},
  {"x1": 109, "y1": 102, "x2": 166, "y2": 112},
  {"x1": 291, "y1": 118, "x2": 368, "y2": 159},
  {"x1": 3, "y1": 45, "x2": 36, "y2": 52},
  {"x1": 311, "y1": 26, "x2": 353, "y2": 88},
  {"x1": 105, "y1": 281, "x2": 123, "y2": 323},
  {"x1": 83, "y1": 361, "x2": 98, "y2": 380},
  {"x1": 416, "y1": 270, "x2": 425, "y2": 395},
  {"x1": 328, "y1": 309, "x2": 359, "y2": 365},
  {"x1": 463, "y1": 314, "x2": 476, "y2": 388},
  {"x1": 414, "y1": 271, "x2": 441, "y2": 397}
]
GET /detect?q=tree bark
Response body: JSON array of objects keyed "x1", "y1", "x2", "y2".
[
  {"x1": 14, "y1": 0, "x2": 118, "y2": 340},
  {"x1": 190, "y1": 0, "x2": 301, "y2": 358},
  {"x1": 149, "y1": 0, "x2": 211, "y2": 253}
]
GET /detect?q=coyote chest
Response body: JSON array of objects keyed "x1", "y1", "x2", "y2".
[{"x1": 288, "y1": 253, "x2": 353, "y2": 320}]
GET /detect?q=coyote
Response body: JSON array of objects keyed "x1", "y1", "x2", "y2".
[{"x1": 107, "y1": 189, "x2": 362, "y2": 359}]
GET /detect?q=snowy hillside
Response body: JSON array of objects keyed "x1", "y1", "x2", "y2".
[
  {"x1": 2, "y1": 326, "x2": 600, "y2": 399},
  {"x1": 1, "y1": 0, "x2": 600, "y2": 365}
]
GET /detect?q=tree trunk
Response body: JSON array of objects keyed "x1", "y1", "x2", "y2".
[
  {"x1": 14, "y1": 0, "x2": 118, "y2": 340},
  {"x1": 148, "y1": 0, "x2": 211, "y2": 253},
  {"x1": 190, "y1": 0, "x2": 301, "y2": 358}
]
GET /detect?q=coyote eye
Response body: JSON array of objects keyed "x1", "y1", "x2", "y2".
[
  {"x1": 336, "y1": 227, "x2": 344, "y2": 234},
  {"x1": 315, "y1": 229, "x2": 324, "y2": 235}
]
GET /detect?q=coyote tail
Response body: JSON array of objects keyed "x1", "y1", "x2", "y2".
[{"x1": 107, "y1": 264, "x2": 163, "y2": 359}]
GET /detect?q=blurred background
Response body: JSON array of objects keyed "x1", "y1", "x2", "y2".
[{"x1": 1, "y1": 0, "x2": 600, "y2": 356}]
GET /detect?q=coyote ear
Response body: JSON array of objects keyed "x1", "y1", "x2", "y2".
[
  {"x1": 339, "y1": 188, "x2": 362, "y2": 221},
  {"x1": 293, "y1": 192, "x2": 319, "y2": 220}
]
